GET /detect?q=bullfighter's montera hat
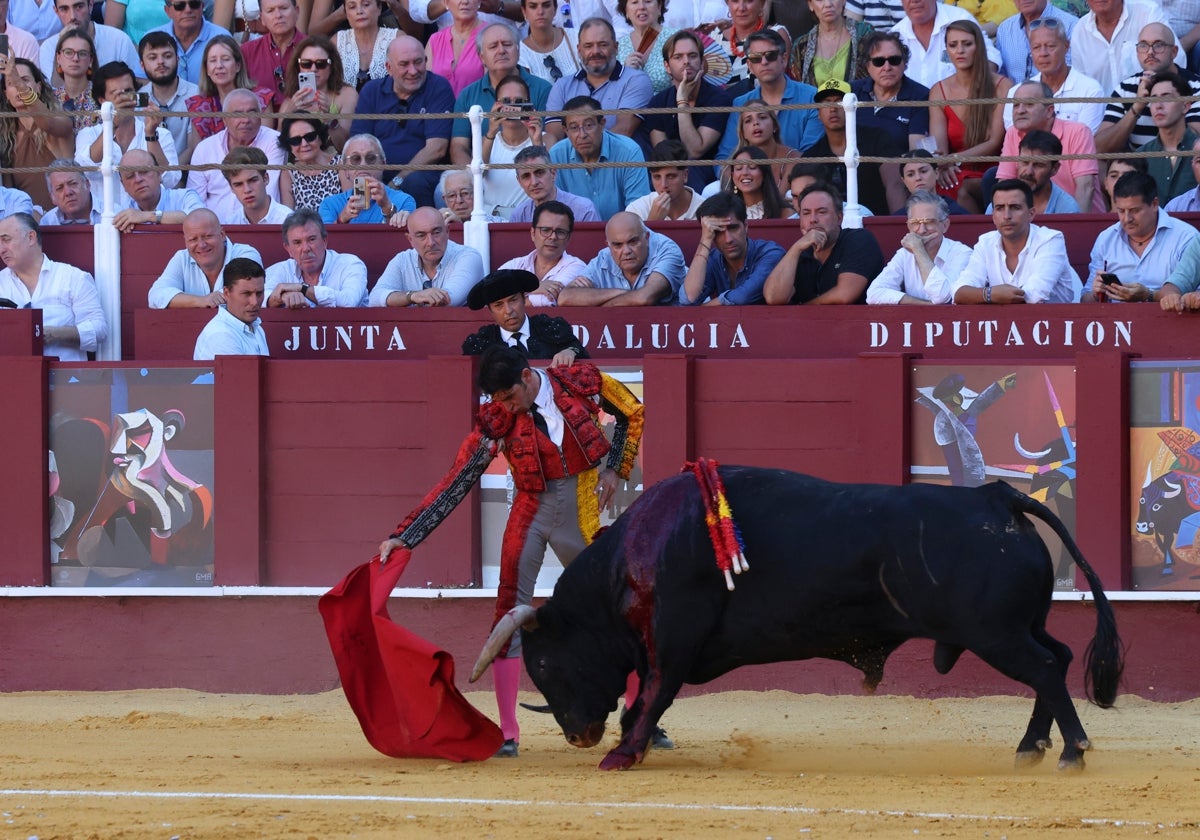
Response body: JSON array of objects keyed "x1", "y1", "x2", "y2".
[{"x1": 467, "y1": 269, "x2": 540, "y2": 310}]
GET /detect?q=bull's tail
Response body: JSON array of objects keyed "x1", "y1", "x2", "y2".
[{"x1": 1005, "y1": 485, "x2": 1125, "y2": 708}]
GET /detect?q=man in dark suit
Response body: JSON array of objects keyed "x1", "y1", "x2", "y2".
[{"x1": 462, "y1": 269, "x2": 587, "y2": 365}]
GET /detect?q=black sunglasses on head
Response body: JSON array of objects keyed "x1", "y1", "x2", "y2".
[{"x1": 870, "y1": 55, "x2": 903, "y2": 67}]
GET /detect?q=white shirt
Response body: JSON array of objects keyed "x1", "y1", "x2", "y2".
[
  {"x1": 1070, "y1": 0, "x2": 1181, "y2": 96},
  {"x1": 1002, "y1": 69, "x2": 1106, "y2": 133},
  {"x1": 223, "y1": 199, "x2": 294, "y2": 226},
  {"x1": 120, "y1": 187, "x2": 206, "y2": 215},
  {"x1": 0, "y1": 257, "x2": 108, "y2": 361},
  {"x1": 369, "y1": 240, "x2": 485, "y2": 307},
  {"x1": 531, "y1": 368, "x2": 565, "y2": 446},
  {"x1": 39, "y1": 207, "x2": 101, "y2": 226},
  {"x1": 193, "y1": 306, "x2": 269, "y2": 360},
  {"x1": 625, "y1": 188, "x2": 705, "y2": 221},
  {"x1": 188, "y1": 127, "x2": 286, "y2": 223},
  {"x1": 952, "y1": 223, "x2": 1080, "y2": 303},
  {"x1": 891, "y1": 3, "x2": 1003, "y2": 89},
  {"x1": 148, "y1": 240, "x2": 263, "y2": 309},
  {"x1": 39, "y1": 24, "x2": 141, "y2": 85},
  {"x1": 75, "y1": 118, "x2": 181, "y2": 205},
  {"x1": 264, "y1": 249, "x2": 369, "y2": 307},
  {"x1": 867, "y1": 237, "x2": 972, "y2": 304},
  {"x1": 499, "y1": 250, "x2": 589, "y2": 307},
  {"x1": 10, "y1": 0, "x2": 62, "y2": 43}
]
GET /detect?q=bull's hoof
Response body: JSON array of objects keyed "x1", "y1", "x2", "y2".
[
  {"x1": 599, "y1": 749, "x2": 638, "y2": 771},
  {"x1": 1056, "y1": 755, "x2": 1086, "y2": 772},
  {"x1": 1014, "y1": 747, "x2": 1046, "y2": 769}
]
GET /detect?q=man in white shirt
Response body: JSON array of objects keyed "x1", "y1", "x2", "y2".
[
  {"x1": 370, "y1": 207, "x2": 485, "y2": 307},
  {"x1": 221, "y1": 146, "x2": 292, "y2": 225},
  {"x1": 138, "y1": 31, "x2": 200, "y2": 162},
  {"x1": 625, "y1": 140, "x2": 704, "y2": 222},
  {"x1": 39, "y1": 160, "x2": 100, "y2": 226},
  {"x1": 193, "y1": 257, "x2": 270, "y2": 360},
  {"x1": 868, "y1": 191, "x2": 971, "y2": 305},
  {"x1": 891, "y1": 0, "x2": 1001, "y2": 88},
  {"x1": 113, "y1": 148, "x2": 204, "y2": 232},
  {"x1": 148, "y1": 209, "x2": 262, "y2": 308},
  {"x1": 0, "y1": 213, "x2": 107, "y2": 361},
  {"x1": 952, "y1": 178, "x2": 1079, "y2": 304},
  {"x1": 264, "y1": 210, "x2": 369, "y2": 308},
  {"x1": 1070, "y1": 0, "x2": 1181, "y2": 96},
  {"x1": 187, "y1": 88, "x2": 285, "y2": 222},
  {"x1": 1001, "y1": 17, "x2": 1104, "y2": 133},
  {"x1": 38, "y1": 0, "x2": 141, "y2": 85}
]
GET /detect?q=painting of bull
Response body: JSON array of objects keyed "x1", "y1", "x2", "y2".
[
  {"x1": 1136, "y1": 467, "x2": 1200, "y2": 574},
  {"x1": 473, "y1": 466, "x2": 1123, "y2": 772}
]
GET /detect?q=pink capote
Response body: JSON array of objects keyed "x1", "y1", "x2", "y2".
[{"x1": 319, "y1": 550, "x2": 504, "y2": 761}]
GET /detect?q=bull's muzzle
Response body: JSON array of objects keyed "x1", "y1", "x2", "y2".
[{"x1": 565, "y1": 721, "x2": 606, "y2": 749}]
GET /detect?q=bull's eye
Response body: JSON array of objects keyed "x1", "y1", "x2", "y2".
[
  {"x1": 1152, "y1": 503, "x2": 1161, "y2": 511},
  {"x1": 1139, "y1": 496, "x2": 1146, "y2": 505}
]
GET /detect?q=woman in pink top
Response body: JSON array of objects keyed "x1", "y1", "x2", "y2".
[{"x1": 426, "y1": 0, "x2": 487, "y2": 96}]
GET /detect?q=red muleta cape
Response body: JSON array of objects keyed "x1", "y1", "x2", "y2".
[{"x1": 318, "y1": 549, "x2": 504, "y2": 761}]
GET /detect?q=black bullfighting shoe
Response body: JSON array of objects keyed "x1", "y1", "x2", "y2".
[
  {"x1": 651, "y1": 727, "x2": 675, "y2": 750},
  {"x1": 494, "y1": 739, "x2": 519, "y2": 758}
]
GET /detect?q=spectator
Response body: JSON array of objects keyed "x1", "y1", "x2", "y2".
[
  {"x1": 0, "y1": 184, "x2": 35, "y2": 218},
  {"x1": 867, "y1": 190, "x2": 970, "y2": 305},
  {"x1": 508, "y1": 145, "x2": 603, "y2": 223},
  {"x1": 679, "y1": 191, "x2": 784, "y2": 306},
  {"x1": 951, "y1": 178, "x2": 1078, "y2": 304},
  {"x1": 847, "y1": 0, "x2": 905, "y2": 41},
  {"x1": 113, "y1": 147, "x2": 204, "y2": 231},
  {"x1": 1160, "y1": 236, "x2": 1200, "y2": 311},
  {"x1": 543, "y1": 16, "x2": 653, "y2": 144},
  {"x1": 995, "y1": 79, "x2": 1101, "y2": 212},
  {"x1": 994, "y1": 0, "x2": 1077, "y2": 82},
  {"x1": 890, "y1": 0, "x2": 1000, "y2": 89},
  {"x1": 193, "y1": 257, "x2": 270, "y2": 360},
  {"x1": 642, "y1": 29, "x2": 730, "y2": 190},
  {"x1": 1138, "y1": 72, "x2": 1200, "y2": 205},
  {"x1": 320, "y1": 133, "x2": 417, "y2": 224},
  {"x1": 461, "y1": 268, "x2": 587, "y2": 366},
  {"x1": 548, "y1": 95, "x2": 651, "y2": 220},
  {"x1": 439, "y1": 168, "x2": 476, "y2": 222},
  {"x1": 894, "y1": 149, "x2": 970, "y2": 214},
  {"x1": 559, "y1": 211, "x2": 685, "y2": 306},
  {"x1": 350, "y1": 35, "x2": 455, "y2": 208},
  {"x1": 264, "y1": 209, "x2": 369, "y2": 307},
  {"x1": 1083, "y1": 170, "x2": 1198, "y2": 302},
  {"x1": 479, "y1": 74, "x2": 542, "y2": 217},
  {"x1": 148, "y1": 0, "x2": 232, "y2": 85},
  {"x1": 39, "y1": 159, "x2": 100, "y2": 226},
  {"x1": 998, "y1": 130, "x2": 1081, "y2": 214},
  {"x1": 336, "y1": 0, "x2": 400, "y2": 90},
  {"x1": 763, "y1": 181, "x2": 885, "y2": 305},
  {"x1": 279, "y1": 36, "x2": 358, "y2": 152},
  {"x1": 711, "y1": 0, "x2": 789, "y2": 92},
  {"x1": 1001, "y1": 17, "x2": 1103, "y2": 133},
  {"x1": 188, "y1": 88, "x2": 286, "y2": 220},
  {"x1": 0, "y1": 212, "x2": 107, "y2": 362},
  {"x1": 49, "y1": 29, "x2": 101, "y2": 131},
  {"x1": 104, "y1": 0, "x2": 169, "y2": 48},
  {"x1": 1164, "y1": 138, "x2": 1200, "y2": 212},
  {"x1": 185, "y1": 36, "x2": 275, "y2": 146},
  {"x1": 1071, "y1": 0, "x2": 1180, "y2": 96},
  {"x1": 241, "y1": 0, "x2": 306, "y2": 109},
  {"x1": 717, "y1": 29, "x2": 824, "y2": 161},
  {"x1": 12, "y1": 0, "x2": 64, "y2": 43},
  {"x1": 450, "y1": 22, "x2": 551, "y2": 166},
  {"x1": 1095, "y1": 22, "x2": 1200, "y2": 154},
  {"x1": 1, "y1": 59, "x2": 77, "y2": 212},
  {"x1": 278, "y1": 114, "x2": 342, "y2": 211},
  {"x1": 737, "y1": 99, "x2": 801, "y2": 196},
  {"x1": 614, "y1": 0, "x2": 675, "y2": 94},
  {"x1": 138, "y1": 31, "x2": 200, "y2": 161},
  {"x1": 789, "y1": 160, "x2": 874, "y2": 217},
  {"x1": 371, "y1": 207, "x2": 485, "y2": 306},
  {"x1": 927, "y1": 20, "x2": 1010, "y2": 213},
  {"x1": 148, "y1": 208, "x2": 263, "y2": 308},
  {"x1": 76, "y1": 61, "x2": 180, "y2": 199},
  {"x1": 804, "y1": 78, "x2": 905, "y2": 216},
  {"x1": 519, "y1": 0, "x2": 582, "y2": 86},
  {"x1": 426, "y1": 0, "x2": 487, "y2": 95},
  {"x1": 0, "y1": 1, "x2": 47, "y2": 63},
  {"x1": 40, "y1": 0, "x2": 141, "y2": 87},
  {"x1": 723, "y1": 145, "x2": 789, "y2": 219},
  {"x1": 850, "y1": 31, "x2": 931, "y2": 152},
  {"x1": 789, "y1": 0, "x2": 874, "y2": 87},
  {"x1": 626, "y1": 139, "x2": 704, "y2": 221},
  {"x1": 222, "y1": 146, "x2": 293, "y2": 224},
  {"x1": 495, "y1": 200, "x2": 589, "y2": 306},
  {"x1": 1103, "y1": 156, "x2": 1148, "y2": 210}
]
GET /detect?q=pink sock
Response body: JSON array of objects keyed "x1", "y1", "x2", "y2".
[
  {"x1": 493, "y1": 656, "x2": 521, "y2": 742},
  {"x1": 625, "y1": 671, "x2": 639, "y2": 710}
]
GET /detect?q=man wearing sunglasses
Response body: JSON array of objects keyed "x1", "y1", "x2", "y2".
[
  {"x1": 148, "y1": 0, "x2": 232, "y2": 85},
  {"x1": 716, "y1": 29, "x2": 823, "y2": 162},
  {"x1": 994, "y1": 0, "x2": 1077, "y2": 83},
  {"x1": 320, "y1": 134, "x2": 417, "y2": 225},
  {"x1": 241, "y1": 0, "x2": 305, "y2": 109},
  {"x1": 1000, "y1": 16, "x2": 1103, "y2": 134},
  {"x1": 38, "y1": 0, "x2": 143, "y2": 86}
]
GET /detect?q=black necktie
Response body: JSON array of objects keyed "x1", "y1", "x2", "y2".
[
  {"x1": 513, "y1": 333, "x2": 528, "y2": 353},
  {"x1": 528, "y1": 403, "x2": 549, "y2": 437}
]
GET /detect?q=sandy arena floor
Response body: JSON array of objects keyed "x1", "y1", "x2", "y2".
[{"x1": 1, "y1": 688, "x2": 1198, "y2": 839}]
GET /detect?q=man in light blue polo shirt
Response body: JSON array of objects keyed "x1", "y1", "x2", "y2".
[
  {"x1": 148, "y1": 0, "x2": 230, "y2": 85},
  {"x1": 558, "y1": 211, "x2": 684, "y2": 306},
  {"x1": 717, "y1": 29, "x2": 823, "y2": 160},
  {"x1": 548, "y1": 96, "x2": 650, "y2": 220}
]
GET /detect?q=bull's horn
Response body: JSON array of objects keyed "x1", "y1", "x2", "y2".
[
  {"x1": 1163, "y1": 477, "x2": 1182, "y2": 498},
  {"x1": 1143, "y1": 462, "x2": 1154, "y2": 489},
  {"x1": 470, "y1": 605, "x2": 539, "y2": 683}
]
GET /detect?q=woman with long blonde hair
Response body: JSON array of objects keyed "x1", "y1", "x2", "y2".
[{"x1": 0, "y1": 58, "x2": 74, "y2": 211}]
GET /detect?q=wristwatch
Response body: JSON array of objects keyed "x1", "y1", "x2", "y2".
[
  {"x1": 154, "y1": 209, "x2": 163, "y2": 224},
  {"x1": 300, "y1": 283, "x2": 311, "y2": 298}
]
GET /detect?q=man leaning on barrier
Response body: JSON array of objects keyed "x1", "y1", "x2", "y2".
[
  {"x1": 114, "y1": 148, "x2": 204, "y2": 231},
  {"x1": 264, "y1": 210, "x2": 369, "y2": 308},
  {"x1": 148, "y1": 208, "x2": 263, "y2": 309}
]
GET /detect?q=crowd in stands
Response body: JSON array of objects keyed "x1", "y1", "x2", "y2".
[{"x1": 6, "y1": 0, "x2": 1200, "y2": 359}]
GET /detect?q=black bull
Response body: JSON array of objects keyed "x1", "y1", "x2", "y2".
[{"x1": 473, "y1": 466, "x2": 1124, "y2": 771}]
